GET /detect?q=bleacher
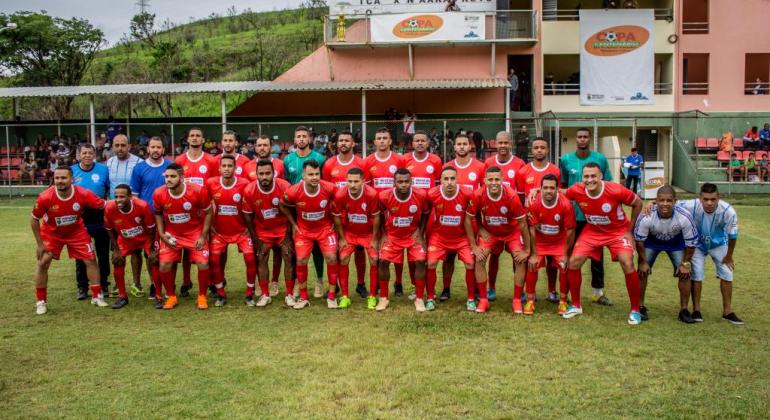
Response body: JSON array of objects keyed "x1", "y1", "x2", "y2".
[
  {"x1": 0, "y1": 146, "x2": 49, "y2": 184},
  {"x1": 692, "y1": 134, "x2": 769, "y2": 193}
]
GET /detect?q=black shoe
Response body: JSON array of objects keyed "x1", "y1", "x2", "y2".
[
  {"x1": 244, "y1": 295, "x2": 255, "y2": 307},
  {"x1": 208, "y1": 285, "x2": 217, "y2": 297},
  {"x1": 154, "y1": 297, "x2": 164, "y2": 309},
  {"x1": 439, "y1": 288, "x2": 451, "y2": 302},
  {"x1": 691, "y1": 310, "x2": 703, "y2": 322},
  {"x1": 214, "y1": 296, "x2": 227, "y2": 307},
  {"x1": 111, "y1": 297, "x2": 129, "y2": 309},
  {"x1": 394, "y1": 283, "x2": 404, "y2": 297},
  {"x1": 77, "y1": 288, "x2": 89, "y2": 301},
  {"x1": 678, "y1": 309, "x2": 695, "y2": 324},
  {"x1": 148, "y1": 284, "x2": 156, "y2": 300},
  {"x1": 722, "y1": 312, "x2": 744, "y2": 325},
  {"x1": 355, "y1": 284, "x2": 368, "y2": 299},
  {"x1": 639, "y1": 305, "x2": 649, "y2": 321},
  {"x1": 180, "y1": 283, "x2": 192, "y2": 298}
]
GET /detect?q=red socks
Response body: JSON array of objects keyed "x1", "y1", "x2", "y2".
[
  {"x1": 36, "y1": 287, "x2": 47, "y2": 302},
  {"x1": 89, "y1": 284, "x2": 103, "y2": 299},
  {"x1": 197, "y1": 267, "x2": 209, "y2": 296},
  {"x1": 150, "y1": 265, "x2": 162, "y2": 299},
  {"x1": 258, "y1": 279, "x2": 269, "y2": 296},
  {"x1": 354, "y1": 249, "x2": 366, "y2": 285},
  {"x1": 488, "y1": 254, "x2": 499, "y2": 289},
  {"x1": 558, "y1": 269, "x2": 569, "y2": 302},
  {"x1": 415, "y1": 278, "x2": 426, "y2": 300},
  {"x1": 513, "y1": 284, "x2": 524, "y2": 301},
  {"x1": 160, "y1": 269, "x2": 175, "y2": 297},
  {"x1": 297, "y1": 264, "x2": 308, "y2": 300},
  {"x1": 113, "y1": 265, "x2": 127, "y2": 298},
  {"x1": 284, "y1": 278, "x2": 295, "y2": 297},
  {"x1": 625, "y1": 271, "x2": 641, "y2": 312},
  {"x1": 369, "y1": 265, "x2": 379, "y2": 297},
  {"x1": 426, "y1": 268, "x2": 437, "y2": 300},
  {"x1": 464, "y1": 269, "x2": 476, "y2": 300},
  {"x1": 476, "y1": 278, "x2": 488, "y2": 298},
  {"x1": 327, "y1": 263, "x2": 339, "y2": 300},
  {"x1": 379, "y1": 280, "x2": 389, "y2": 298},
  {"x1": 568, "y1": 268, "x2": 582, "y2": 308},
  {"x1": 339, "y1": 264, "x2": 350, "y2": 298},
  {"x1": 525, "y1": 270, "x2": 538, "y2": 296},
  {"x1": 244, "y1": 253, "x2": 257, "y2": 288}
]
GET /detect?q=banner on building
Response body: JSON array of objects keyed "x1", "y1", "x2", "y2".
[
  {"x1": 579, "y1": 9, "x2": 654, "y2": 105},
  {"x1": 370, "y1": 12, "x2": 485, "y2": 43},
  {"x1": 330, "y1": 0, "x2": 496, "y2": 16}
]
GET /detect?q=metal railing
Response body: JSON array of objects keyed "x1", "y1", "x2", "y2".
[
  {"x1": 745, "y1": 82, "x2": 770, "y2": 95},
  {"x1": 682, "y1": 21, "x2": 709, "y2": 34},
  {"x1": 542, "y1": 82, "x2": 673, "y2": 95},
  {"x1": 682, "y1": 82, "x2": 709, "y2": 95},
  {"x1": 542, "y1": 8, "x2": 673, "y2": 21}
]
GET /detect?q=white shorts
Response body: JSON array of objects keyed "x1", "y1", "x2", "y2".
[{"x1": 691, "y1": 245, "x2": 733, "y2": 282}]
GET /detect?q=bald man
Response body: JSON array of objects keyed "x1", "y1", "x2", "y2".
[{"x1": 106, "y1": 134, "x2": 141, "y2": 199}]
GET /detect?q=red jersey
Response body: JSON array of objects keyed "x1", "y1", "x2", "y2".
[
  {"x1": 565, "y1": 181, "x2": 637, "y2": 236},
  {"x1": 445, "y1": 158, "x2": 485, "y2": 192},
  {"x1": 403, "y1": 152, "x2": 443, "y2": 190},
  {"x1": 242, "y1": 178, "x2": 290, "y2": 234},
  {"x1": 379, "y1": 188, "x2": 430, "y2": 244},
  {"x1": 244, "y1": 157, "x2": 285, "y2": 182},
  {"x1": 485, "y1": 155, "x2": 525, "y2": 189},
  {"x1": 471, "y1": 186, "x2": 526, "y2": 239},
  {"x1": 282, "y1": 180, "x2": 337, "y2": 235},
  {"x1": 103, "y1": 198, "x2": 155, "y2": 248},
  {"x1": 364, "y1": 152, "x2": 403, "y2": 192},
  {"x1": 206, "y1": 176, "x2": 249, "y2": 237},
  {"x1": 427, "y1": 186, "x2": 472, "y2": 241},
  {"x1": 175, "y1": 151, "x2": 219, "y2": 186},
  {"x1": 216, "y1": 153, "x2": 251, "y2": 178},
  {"x1": 323, "y1": 154, "x2": 365, "y2": 189},
  {"x1": 32, "y1": 186, "x2": 106, "y2": 235},
  {"x1": 516, "y1": 162, "x2": 561, "y2": 199},
  {"x1": 527, "y1": 193, "x2": 575, "y2": 254},
  {"x1": 331, "y1": 184, "x2": 380, "y2": 236},
  {"x1": 152, "y1": 183, "x2": 211, "y2": 239}
]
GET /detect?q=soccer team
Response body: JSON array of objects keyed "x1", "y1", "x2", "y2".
[{"x1": 30, "y1": 126, "x2": 744, "y2": 325}]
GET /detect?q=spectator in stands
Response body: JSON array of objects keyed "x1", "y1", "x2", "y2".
[
  {"x1": 329, "y1": 128, "x2": 338, "y2": 146},
  {"x1": 760, "y1": 123, "x2": 770, "y2": 150},
  {"x1": 624, "y1": 147, "x2": 644, "y2": 194},
  {"x1": 314, "y1": 130, "x2": 329, "y2": 155},
  {"x1": 402, "y1": 110, "x2": 416, "y2": 143},
  {"x1": 385, "y1": 107, "x2": 400, "y2": 142},
  {"x1": 105, "y1": 115, "x2": 122, "y2": 143},
  {"x1": 728, "y1": 152, "x2": 742, "y2": 181},
  {"x1": 603, "y1": 0, "x2": 620, "y2": 8},
  {"x1": 743, "y1": 152, "x2": 758, "y2": 181},
  {"x1": 743, "y1": 126, "x2": 760, "y2": 150},
  {"x1": 429, "y1": 127, "x2": 441, "y2": 154},
  {"x1": 271, "y1": 141, "x2": 281, "y2": 159},
  {"x1": 719, "y1": 132, "x2": 733, "y2": 152},
  {"x1": 136, "y1": 129, "x2": 150, "y2": 147},
  {"x1": 20, "y1": 155, "x2": 37, "y2": 185},
  {"x1": 515, "y1": 124, "x2": 530, "y2": 161},
  {"x1": 759, "y1": 154, "x2": 769, "y2": 181},
  {"x1": 55, "y1": 143, "x2": 71, "y2": 166},
  {"x1": 95, "y1": 133, "x2": 110, "y2": 162},
  {"x1": 623, "y1": 0, "x2": 639, "y2": 8},
  {"x1": 545, "y1": 73, "x2": 556, "y2": 95},
  {"x1": 751, "y1": 77, "x2": 766, "y2": 95},
  {"x1": 247, "y1": 129, "x2": 258, "y2": 143}
]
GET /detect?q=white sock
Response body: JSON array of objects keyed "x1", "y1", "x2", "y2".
[{"x1": 593, "y1": 288, "x2": 604, "y2": 297}]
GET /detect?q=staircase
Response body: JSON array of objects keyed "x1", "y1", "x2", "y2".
[{"x1": 691, "y1": 151, "x2": 770, "y2": 194}]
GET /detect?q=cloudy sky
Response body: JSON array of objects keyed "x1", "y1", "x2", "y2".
[{"x1": 1, "y1": 0, "x2": 306, "y2": 47}]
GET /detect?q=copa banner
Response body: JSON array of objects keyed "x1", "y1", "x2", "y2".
[
  {"x1": 579, "y1": 9, "x2": 654, "y2": 105},
  {"x1": 330, "y1": 0, "x2": 495, "y2": 16},
  {"x1": 370, "y1": 12, "x2": 486, "y2": 43}
]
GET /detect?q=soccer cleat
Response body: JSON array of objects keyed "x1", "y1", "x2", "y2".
[
  {"x1": 466, "y1": 299, "x2": 477, "y2": 312},
  {"x1": 426, "y1": 299, "x2": 436, "y2": 311},
  {"x1": 487, "y1": 288, "x2": 497, "y2": 301},
  {"x1": 327, "y1": 298, "x2": 338, "y2": 309},
  {"x1": 91, "y1": 295, "x2": 109, "y2": 308},
  {"x1": 35, "y1": 300, "x2": 47, "y2": 315},
  {"x1": 523, "y1": 301, "x2": 535, "y2": 315},
  {"x1": 691, "y1": 310, "x2": 703, "y2": 322},
  {"x1": 208, "y1": 285, "x2": 218, "y2": 298},
  {"x1": 196, "y1": 295, "x2": 209, "y2": 310},
  {"x1": 355, "y1": 284, "x2": 368, "y2": 299},
  {"x1": 179, "y1": 283, "x2": 192, "y2": 298},
  {"x1": 546, "y1": 291, "x2": 559, "y2": 303},
  {"x1": 414, "y1": 298, "x2": 426, "y2": 312},
  {"x1": 562, "y1": 305, "x2": 583, "y2": 319},
  {"x1": 512, "y1": 298, "x2": 523, "y2": 314},
  {"x1": 107, "y1": 285, "x2": 119, "y2": 298},
  {"x1": 162, "y1": 296, "x2": 178, "y2": 310},
  {"x1": 592, "y1": 294, "x2": 613, "y2": 306},
  {"x1": 244, "y1": 295, "x2": 255, "y2": 307},
  {"x1": 77, "y1": 288, "x2": 88, "y2": 301},
  {"x1": 678, "y1": 309, "x2": 695, "y2": 324},
  {"x1": 313, "y1": 280, "x2": 324, "y2": 298},
  {"x1": 269, "y1": 281, "x2": 279, "y2": 297},
  {"x1": 722, "y1": 312, "x2": 744, "y2": 325},
  {"x1": 111, "y1": 297, "x2": 129, "y2": 309},
  {"x1": 475, "y1": 298, "x2": 490, "y2": 313},
  {"x1": 285, "y1": 294, "x2": 297, "y2": 307},
  {"x1": 367, "y1": 296, "x2": 377, "y2": 310},
  {"x1": 407, "y1": 291, "x2": 416, "y2": 301},
  {"x1": 293, "y1": 299, "x2": 310, "y2": 310},
  {"x1": 338, "y1": 296, "x2": 352, "y2": 309},
  {"x1": 628, "y1": 310, "x2": 642, "y2": 325},
  {"x1": 558, "y1": 301, "x2": 568, "y2": 315},
  {"x1": 154, "y1": 297, "x2": 164, "y2": 309},
  {"x1": 292, "y1": 283, "x2": 300, "y2": 299},
  {"x1": 130, "y1": 284, "x2": 145, "y2": 298},
  {"x1": 375, "y1": 297, "x2": 389, "y2": 311},
  {"x1": 640, "y1": 305, "x2": 649, "y2": 321},
  {"x1": 214, "y1": 296, "x2": 227, "y2": 307},
  {"x1": 256, "y1": 295, "x2": 272, "y2": 307},
  {"x1": 394, "y1": 283, "x2": 404, "y2": 298},
  {"x1": 439, "y1": 288, "x2": 451, "y2": 302}
]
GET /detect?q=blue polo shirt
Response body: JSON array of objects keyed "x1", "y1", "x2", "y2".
[
  {"x1": 130, "y1": 158, "x2": 171, "y2": 212},
  {"x1": 72, "y1": 162, "x2": 109, "y2": 229},
  {"x1": 624, "y1": 154, "x2": 644, "y2": 177}
]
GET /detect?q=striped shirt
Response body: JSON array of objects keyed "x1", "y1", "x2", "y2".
[
  {"x1": 106, "y1": 154, "x2": 141, "y2": 199},
  {"x1": 634, "y1": 207, "x2": 699, "y2": 251}
]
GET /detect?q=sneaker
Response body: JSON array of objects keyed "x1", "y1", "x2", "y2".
[
  {"x1": 512, "y1": 298, "x2": 523, "y2": 314},
  {"x1": 245, "y1": 295, "x2": 255, "y2": 307},
  {"x1": 407, "y1": 291, "x2": 416, "y2": 301},
  {"x1": 162, "y1": 295, "x2": 178, "y2": 310},
  {"x1": 558, "y1": 301, "x2": 568, "y2": 315},
  {"x1": 439, "y1": 289, "x2": 450, "y2": 302},
  {"x1": 327, "y1": 298, "x2": 338, "y2": 309},
  {"x1": 414, "y1": 298, "x2": 426, "y2": 312},
  {"x1": 313, "y1": 280, "x2": 324, "y2": 298},
  {"x1": 394, "y1": 283, "x2": 404, "y2": 298},
  {"x1": 208, "y1": 285, "x2": 218, "y2": 298},
  {"x1": 466, "y1": 299, "x2": 477, "y2": 312},
  {"x1": 148, "y1": 285, "x2": 156, "y2": 300},
  {"x1": 487, "y1": 288, "x2": 496, "y2": 301},
  {"x1": 285, "y1": 294, "x2": 297, "y2": 307},
  {"x1": 111, "y1": 297, "x2": 129, "y2": 309},
  {"x1": 691, "y1": 310, "x2": 703, "y2": 322},
  {"x1": 640, "y1": 305, "x2": 649, "y2": 321},
  {"x1": 256, "y1": 295, "x2": 272, "y2": 307},
  {"x1": 628, "y1": 310, "x2": 642, "y2": 325},
  {"x1": 722, "y1": 312, "x2": 745, "y2": 325},
  {"x1": 562, "y1": 305, "x2": 583, "y2": 319},
  {"x1": 292, "y1": 283, "x2": 300, "y2": 299},
  {"x1": 475, "y1": 298, "x2": 490, "y2": 313},
  {"x1": 375, "y1": 297, "x2": 390, "y2": 311},
  {"x1": 107, "y1": 286, "x2": 119, "y2": 298},
  {"x1": 546, "y1": 291, "x2": 559, "y2": 303},
  {"x1": 293, "y1": 299, "x2": 310, "y2": 310},
  {"x1": 91, "y1": 295, "x2": 109, "y2": 308},
  {"x1": 592, "y1": 294, "x2": 613, "y2": 306},
  {"x1": 180, "y1": 283, "x2": 192, "y2": 298},
  {"x1": 426, "y1": 299, "x2": 436, "y2": 311},
  {"x1": 269, "y1": 281, "x2": 279, "y2": 297},
  {"x1": 77, "y1": 288, "x2": 88, "y2": 301},
  {"x1": 678, "y1": 309, "x2": 695, "y2": 324},
  {"x1": 214, "y1": 296, "x2": 227, "y2": 307},
  {"x1": 35, "y1": 300, "x2": 47, "y2": 315},
  {"x1": 367, "y1": 296, "x2": 377, "y2": 310},
  {"x1": 196, "y1": 295, "x2": 209, "y2": 310},
  {"x1": 130, "y1": 284, "x2": 145, "y2": 298},
  {"x1": 523, "y1": 301, "x2": 535, "y2": 315},
  {"x1": 338, "y1": 296, "x2": 352, "y2": 309},
  {"x1": 154, "y1": 297, "x2": 165, "y2": 309},
  {"x1": 355, "y1": 284, "x2": 368, "y2": 299}
]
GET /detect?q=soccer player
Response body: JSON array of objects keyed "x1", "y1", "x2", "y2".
[
  {"x1": 560, "y1": 127, "x2": 613, "y2": 306},
  {"x1": 104, "y1": 184, "x2": 157, "y2": 309},
  {"x1": 376, "y1": 168, "x2": 430, "y2": 311},
  {"x1": 31, "y1": 167, "x2": 108, "y2": 314},
  {"x1": 676, "y1": 183, "x2": 742, "y2": 325},
  {"x1": 280, "y1": 160, "x2": 339, "y2": 309},
  {"x1": 217, "y1": 130, "x2": 250, "y2": 177},
  {"x1": 332, "y1": 168, "x2": 381, "y2": 309},
  {"x1": 470, "y1": 166, "x2": 531, "y2": 313},
  {"x1": 403, "y1": 131, "x2": 443, "y2": 190},
  {"x1": 634, "y1": 185, "x2": 698, "y2": 323},
  {"x1": 242, "y1": 159, "x2": 294, "y2": 307},
  {"x1": 525, "y1": 174, "x2": 575, "y2": 315},
  {"x1": 426, "y1": 166, "x2": 477, "y2": 311},
  {"x1": 563, "y1": 162, "x2": 643, "y2": 325},
  {"x1": 206, "y1": 155, "x2": 253, "y2": 307},
  {"x1": 153, "y1": 163, "x2": 213, "y2": 310},
  {"x1": 175, "y1": 127, "x2": 219, "y2": 187}
]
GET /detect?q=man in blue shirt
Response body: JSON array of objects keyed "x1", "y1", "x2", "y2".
[
  {"x1": 759, "y1": 123, "x2": 770, "y2": 149},
  {"x1": 624, "y1": 147, "x2": 644, "y2": 195},
  {"x1": 130, "y1": 136, "x2": 170, "y2": 213},
  {"x1": 71, "y1": 143, "x2": 111, "y2": 299},
  {"x1": 105, "y1": 115, "x2": 122, "y2": 144}
]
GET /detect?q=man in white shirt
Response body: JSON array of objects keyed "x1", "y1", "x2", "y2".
[{"x1": 106, "y1": 135, "x2": 141, "y2": 199}]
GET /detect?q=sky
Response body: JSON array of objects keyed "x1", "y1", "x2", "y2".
[{"x1": 1, "y1": 0, "x2": 306, "y2": 47}]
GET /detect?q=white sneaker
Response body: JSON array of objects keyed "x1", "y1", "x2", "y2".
[
  {"x1": 292, "y1": 283, "x2": 300, "y2": 299},
  {"x1": 313, "y1": 280, "x2": 324, "y2": 298},
  {"x1": 269, "y1": 281, "x2": 279, "y2": 297},
  {"x1": 375, "y1": 297, "x2": 390, "y2": 311},
  {"x1": 408, "y1": 291, "x2": 417, "y2": 301},
  {"x1": 91, "y1": 295, "x2": 109, "y2": 308},
  {"x1": 327, "y1": 298, "x2": 338, "y2": 309},
  {"x1": 414, "y1": 298, "x2": 426, "y2": 312},
  {"x1": 35, "y1": 300, "x2": 47, "y2": 315},
  {"x1": 293, "y1": 299, "x2": 310, "y2": 310},
  {"x1": 285, "y1": 294, "x2": 297, "y2": 307},
  {"x1": 256, "y1": 295, "x2": 272, "y2": 307},
  {"x1": 562, "y1": 305, "x2": 583, "y2": 319}
]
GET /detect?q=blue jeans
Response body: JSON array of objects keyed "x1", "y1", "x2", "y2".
[{"x1": 645, "y1": 248, "x2": 684, "y2": 277}]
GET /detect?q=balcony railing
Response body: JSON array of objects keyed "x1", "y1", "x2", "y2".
[
  {"x1": 324, "y1": 10, "x2": 537, "y2": 47},
  {"x1": 682, "y1": 21, "x2": 709, "y2": 34},
  {"x1": 745, "y1": 82, "x2": 770, "y2": 96},
  {"x1": 542, "y1": 8, "x2": 673, "y2": 21},
  {"x1": 682, "y1": 82, "x2": 709, "y2": 95},
  {"x1": 543, "y1": 82, "x2": 673, "y2": 95}
]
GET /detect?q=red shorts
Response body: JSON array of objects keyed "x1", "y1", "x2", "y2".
[
  {"x1": 210, "y1": 231, "x2": 254, "y2": 254},
  {"x1": 477, "y1": 233, "x2": 524, "y2": 254},
  {"x1": 116, "y1": 238, "x2": 152, "y2": 257},
  {"x1": 379, "y1": 237, "x2": 426, "y2": 264},
  {"x1": 572, "y1": 230, "x2": 634, "y2": 262},
  {"x1": 295, "y1": 227, "x2": 337, "y2": 259},
  {"x1": 41, "y1": 229, "x2": 95, "y2": 260},
  {"x1": 530, "y1": 255, "x2": 566, "y2": 271},
  {"x1": 257, "y1": 225, "x2": 288, "y2": 248},
  {"x1": 339, "y1": 232, "x2": 377, "y2": 259},
  {"x1": 427, "y1": 235, "x2": 473, "y2": 264},
  {"x1": 159, "y1": 235, "x2": 210, "y2": 263}
]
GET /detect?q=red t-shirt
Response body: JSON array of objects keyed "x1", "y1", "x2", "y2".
[
  {"x1": 427, "y1": 186, "x2": 472, "y2": 241},
  {"x1": 364, "y1": 152, "x2": 403, "y2": 192},
  {"x1": 152, "y1": 183, "x2": 211, "y2": 240},
  {"x1": 565, "y1": 181, "x2": 637, "y2": 236},
  {"x1": 515, "y1": 162, "x2": 561, "y2": 199},
  {"x1": 323, "y1": 154, "x2": 365, "y2": 189},
  {"x1": 206, "y1": 176, "x2": 249, "y2": 237},
  {"x1": 103, "y1": 198, "x2": 155, "y2": 247},
  {"x1": 242, "y1": 178, "x2": 290, "y2": 235},
  {"x1": 32, "y1": 185, "x2": 106, "y2": 236},
  {"x1": 403, "y1": 152, "x2": 443, "y2": 190},
  {"x1": 470, "y1": 185, "x2": 526, "y2": 239},
  {"x1": 216, "y1": 153, "x2": 251, "y2": 179},
  {"x1": 527, "y1": 193, "x2": 575, "y2": 254},
  {"x1": 282, "y1": 180, "x2": 337, "y2": 235},
  {"x1": 175, "y1": 151, "x2": 219, "y2": 186},
  {"x1": 484, "y1": 155, "x2": 525, "y2": 189},
  {"x1": 244, "y1": 157, "x2": 285, "y2": 182},
  {"x1": 445, "y1": 158, "x2": 485, "y2": 192},
  {"x1": 379, "y1": 188, "x2": 430, "y2": 244},
  {"x1": 331, "y1": 184, "x2": 380, "y2": 236}
]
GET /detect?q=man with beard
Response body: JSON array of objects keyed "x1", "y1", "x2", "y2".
[{"x1": 217, "y1": 130, "x2": 250, "y2": 178}]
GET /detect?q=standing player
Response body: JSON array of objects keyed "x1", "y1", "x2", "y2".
[
  {"x1": 280, "y1": 160, "x2": 339, "y2": 309},
  {"x1": 332, "y1": 168, "x2": 381, "y2": 309},
  {"x1": 217, "y1": 130, "x2": 250, "y2": 177},
  {"x1": 153, "y1": 163, "x2": 213, "y2": 310},
  {"x1": 242, "y1": 159, "x2": 294, "y2": 307},
  {"x1": 525, "y1": 174, "x2": 575, "y2": 315},
  {"x1": 31, "y1": 167, "x2": 108, "y2": 314},
  {"x1": 104, "y1": 184, "x2": 157, "y2": 309},
  {"x1": 376, "y1": 169, "x2": 430, "y2": 312},
  {"x1": 470, "y1": 166, "x2": 531, "y2": 313},
  {"x1": 206, "y1": 155, "x2": 253, "y2": 307},
  {"x1": 563, "y1": 163, "x2": 643, "y2": 324}
]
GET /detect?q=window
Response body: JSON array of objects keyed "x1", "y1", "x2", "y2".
[
  {"x1": 745, "y1": 54, "x2": 770, "y2": 95},
  {"x1": 682, "y1": 53, "x2": 709, "y2": 95},
  {"x1": 682, "y1": 0, "x2": 708, "y2": 34}
]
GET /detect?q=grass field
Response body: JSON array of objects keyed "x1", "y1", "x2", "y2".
[{"x1": 1, "y1": 197, "x2": 768, "y2": 418}]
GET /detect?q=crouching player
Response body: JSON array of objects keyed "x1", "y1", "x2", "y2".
[
  {"x1": 31, "y1": 167, "x2": 108, "y2": 314},
  {"x1": 525, "y1": 174, "x2": 575, "y2": 315},
  {"x1": 104, "y1": 184, "x2": 158, "y2": 309}
]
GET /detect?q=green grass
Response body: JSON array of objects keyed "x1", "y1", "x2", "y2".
[{"x1": 1, "y1": 198, "x2": 768, "y2": 418}]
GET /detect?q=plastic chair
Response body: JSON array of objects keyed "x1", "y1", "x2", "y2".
[
  {"x1": 733, "y1": 139, "x2": 744, "y2": 150},
  {"x1": 716, "y1": 151, "x2": 730, "y2": 162},
  {"x1": 695, "y1": 138, "x2": 708, "y2": 149},
  {"x1": 706, "y1": 138, "x2": 719, "y2": 149}
]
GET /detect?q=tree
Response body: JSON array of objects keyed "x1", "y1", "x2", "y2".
[{"x1": 130, "y1": 11, "x2": 157, "y2": 47}]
